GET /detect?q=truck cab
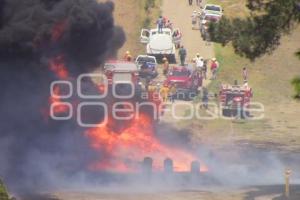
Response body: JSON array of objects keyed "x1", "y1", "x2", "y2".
[
  {"x1": 104, "y1": 60, "x2": 141, "y2": 98},
  {"x1": 140, "y1": 28, "x2": 182, "y2": 63},
  {"x1": 135, "y1": 55, "x2": 158, "y2": 79},
  {"x1": 165, "y1": 66, "x2": 202, "y2": 100},
  {"x1": 202, "y1": 4, "x2": 223, "y2": 16},
  {"x1": 219, "y1": 84, "x2": 253, "y2": 118},
  {"x1": 200, "y1": 13, "x2": 222, "y2": 40}
]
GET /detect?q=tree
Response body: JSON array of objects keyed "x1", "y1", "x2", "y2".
[
  {"x1": 209, "y1": 0, "x2": 300, "y2": 60},
  {"x1": 296, "y1": 50, "x2": 300, "y2": 59},
  {"x1": 291, "y1": 50, "x2": 300, "y2": 98},
  {"x1": 0, "y1": 179, "x2": 9, "y2": 200},
  {"x1": 291, "y1": 76, "x2": 300, "y2": 98}
]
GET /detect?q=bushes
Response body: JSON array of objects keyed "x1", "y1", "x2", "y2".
[
  {"x1": 143, "y1": 17, "x2": 152, "y2": 28},
  {"x1": 0, "y1": 179, "x2": 9, "y2": 200},
  {"x1": 208, "y1": 0, "x2": 300, "y2": 60},
  {"x1": 291, "y1": 76, "x2": 300, "y2": 98},
  {"x1": 142, "y1": 0, "x2": 159, "y2": 29},
  {"x1": 144, "y1": 0, "x2": 156, "y2": 12}
]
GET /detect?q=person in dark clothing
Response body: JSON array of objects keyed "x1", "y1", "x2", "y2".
[
  {"x1": 202, "y1": 87, "x2": 209, "y2": 109},
  {"x1": 242, "y1": 67, "x2": 248, "y2": 82},
  {"x1": 178, "y1": 45, "x2": 187, "y2": 66},
  {"x1": 157, "y1": 16, "x2": 164, "y2": 33},
  {"x1": 202, "y1": 59, "x2": 207, "y2": 79},
  {"x1": 188, "y1": 0, "x2": 193, "y2": 6}
]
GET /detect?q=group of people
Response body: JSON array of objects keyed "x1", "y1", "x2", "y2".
[
  {"x1": 193, "y1": 55, "x2": 219, "y2": 80},
  {"x1": 157, "y1": 16, "x2": 173, "y2": 33},
  {"x1": 148, "y1": 81, "x2": 177, "y2": 103},
  {"x1": 177, "y1": 46, "x2": 220, "y2": 80},
  {"x1": 188, "y1": 0, "x2": 202, "y2": 6}
]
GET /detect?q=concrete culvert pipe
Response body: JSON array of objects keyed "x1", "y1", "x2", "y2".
[
  {"x1": 164, "y1": 158, "x2": 174, "y2": 174},
  {"x1": 142, "y1": 157, "x2": 153, "y2": 174},
  {"x1": 190, "y1": 160, "x2": 201, "y2": 175}
]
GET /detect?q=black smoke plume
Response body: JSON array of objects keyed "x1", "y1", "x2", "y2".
[{"x1": 0, "y1": 0, "x2": 125, "y2": 194}]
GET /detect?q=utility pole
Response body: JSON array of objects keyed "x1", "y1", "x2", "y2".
[{"x1": 285, "y1": 168, "x2": 292, "y2": 198}]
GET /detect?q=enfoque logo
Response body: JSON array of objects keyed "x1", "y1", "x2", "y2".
[{"x1": 50, "y1": 74, "x2": 265, "y2": 127}]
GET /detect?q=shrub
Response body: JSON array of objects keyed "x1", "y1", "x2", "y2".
[{"x1": 291, "y1": 76, "x2": 300, "y2": 98}]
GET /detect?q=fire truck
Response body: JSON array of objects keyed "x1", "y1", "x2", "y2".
[
  {"x1": 219, "y1": 83, "x2": 253, "y2": 118},
  {"x1": 104, "y1": 60, "x2": 142, "y2": 98}
]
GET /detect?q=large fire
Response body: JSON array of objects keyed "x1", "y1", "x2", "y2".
[
  {"x1": 86, "y1": 114, "x2": 208, "y2": 173},
  {"x1": 48, "y1": 57, "x2": 208, "y2": 174}
]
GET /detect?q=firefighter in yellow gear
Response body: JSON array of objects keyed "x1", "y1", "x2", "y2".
[
  {"x1": 124, "y1": 51, "x2": 132, "y2": 61},
  {"x1": 147, "y1": 82, "x2": 156, "y2": 100},
  {"x1": 148, "y1": 83, "x2": 156, "y2": 92},
  {"x1": 160, "y1": 83, "x2": 170, "y2": 102}
]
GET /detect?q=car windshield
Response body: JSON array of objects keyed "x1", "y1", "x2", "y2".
[
  {"x1": 169, "y1": 70, "x2": 190, "y2": 77},
  {"x1": 137, "y1": 57, "x2": 156, "y2": 63},
  {"x1": 206, "y1": 5, "x2": 221, "y2": 12}
]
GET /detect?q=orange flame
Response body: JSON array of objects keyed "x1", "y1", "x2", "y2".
[
  {"x1": 46, "y1": 57, "x2": 208, "y2": 174},
  {"x1": 49, "y1": 56, "x2": 69, "y2": 79},
  {"x1": 52, "y1": 20, "x2": 68, "y2": 42},
  {"x1": 46, "y1": 55, "x2": 70, "y2": 118},
  {"x1": 85, "y1": 114, "x2": 208, "y2": 173},
  {"x1": 49, "y1": 86, "x2": 70, "y2": 114}
]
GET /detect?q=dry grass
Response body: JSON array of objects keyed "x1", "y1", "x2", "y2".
[
  {"x1": 207, "y1": 0, "x2": 249, "y2": 18},
  {"x1": 193, "y1": 0, "x2": 300, "y2": 151},
  {"x1": 98, "y1": 0, "x2": 161, "y2": 59}
]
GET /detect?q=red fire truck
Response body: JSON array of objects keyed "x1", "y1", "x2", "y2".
[
  {"x1": 104, "y1": 60, "x2": 142, "y2": 98},
  {"x1": 219, "y1": 83, "x2": 253, "y2": 118}
]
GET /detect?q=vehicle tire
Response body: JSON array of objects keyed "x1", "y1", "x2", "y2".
[{"x1": 222, "y1": 108, "x2": 232, "y2": 117}]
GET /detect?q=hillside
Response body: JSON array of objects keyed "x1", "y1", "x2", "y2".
[{"x1": 191, "y1": 0, "x2": 300, "y2": 151}]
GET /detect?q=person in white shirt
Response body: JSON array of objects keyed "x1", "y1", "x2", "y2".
[{"x1": 194, "y1": 53, "x2": 204, "y2": 71}]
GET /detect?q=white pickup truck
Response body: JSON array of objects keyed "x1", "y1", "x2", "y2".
[{"x1": 140, "y1": 28, "x2": 181, "y2": 63}]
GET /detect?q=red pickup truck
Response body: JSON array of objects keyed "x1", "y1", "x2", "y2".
[{"x1": 165, "y1": 66, "x2": 202, "y2": 100}]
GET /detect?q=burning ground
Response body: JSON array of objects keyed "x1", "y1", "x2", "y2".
[
  {"x1": 0, "y1": 0, "x2": 206, "y2": 195},
  {"x1": 1, "y1": 0, "x2": 300, "y2": 199},
  {"x1": 0, "y1": 0, "x2": 126, "y2": 193}
]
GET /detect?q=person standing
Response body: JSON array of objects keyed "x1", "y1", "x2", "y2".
[
  {"x1": 210, "y1": 58, "x2": 219, "y2": 80},
  {"x1": 178, "y1": 45, "x2": 187, "y2": 66},
  {"x1": 188, "y1": 0, "x2": 193, "y2": 6},
  {"x1": 242, "y1": 67, "x2": 248, "y2": 82},
  {"x1": 124, "y1": 51, "x2": 131, "y2": 60},
  {"x1": 160, "y1": 83, "x2": 170, "y2": 102},
  {"x1": 202, "y1": 59, "x2": 207, "y2": 80},
  {"x1": 166, "y1": 20, "x2": 173, "y2": 30},
  {"x1": 196, "y1": 0, "x2": 202, "y2": 6},
  {"x1": 157, "y1": 16, "x2": 164, "y2": 33},
  {"x1": 194, "y1": 53, "x2": 204, "y2": 72},
  {"x1": 163, "y1": 60, "x2": 169, "y2": 76},
  {"x1": 169, "y1": 83, "x2": 177, "y2": 103},
  {"x1": 202, "y1": 87, "x2": 209, "y2": 109},
  {"x1": 187, "y1": 59, "x2": 195, "y2": 74},
  {"x1": 191, "y1": 11, "x2": 198, "y2": 29}
]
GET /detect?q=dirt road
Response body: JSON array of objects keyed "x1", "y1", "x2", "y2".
[
  {"x1": 162, "y1": 0, "x2": 214, "y2": 69},
  {"x1": 160, "y1": 0, "x2": 214, "y2": 124}
]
